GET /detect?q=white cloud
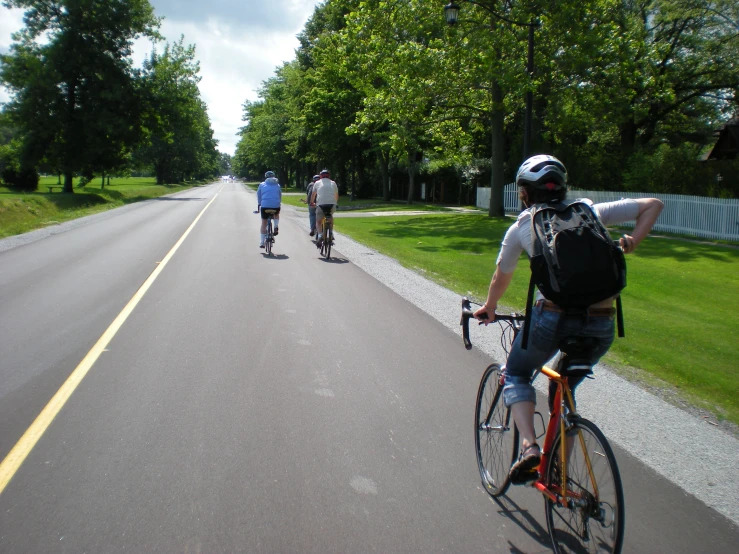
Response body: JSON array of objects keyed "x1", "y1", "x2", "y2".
[
  {"x1": 0, "y1": 1, "x2": 320, "y2": 156},
  {"x1": 0, "y1": 7, "x2": 25, "y2": 106}
]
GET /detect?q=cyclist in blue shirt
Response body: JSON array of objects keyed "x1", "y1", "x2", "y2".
[{"x1": 256, "y1": 171, "x2": 282, "y2": 248}]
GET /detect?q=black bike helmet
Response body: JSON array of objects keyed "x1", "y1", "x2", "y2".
[
  {"x1": 515, "y1": 155, "x2": 567, "y2": 191},
  {"x1": 265, "y1": 170, "x2": 275, "y2": 179}
]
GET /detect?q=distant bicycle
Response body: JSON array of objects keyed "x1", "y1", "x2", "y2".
[
  {"x1": 461, "y1": 297, "x2": 625, "y2": 554},
  {"x1": 263, "y1": 209, "x2": 278, "y2": 255},
  {"x1": 254, "y1": 207, "x2": 278, "y2": 256},
  {"x1": 317, "y1": 205, "x2": 334, "y2": 260}
]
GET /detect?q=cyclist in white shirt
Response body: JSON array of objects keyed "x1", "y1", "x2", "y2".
[
  {"x1": 310, "y1": 169, "x2": 339, "y2": 247},
  {"x1": 474, "y1": 154, "x2": 663, "y2": 484}
]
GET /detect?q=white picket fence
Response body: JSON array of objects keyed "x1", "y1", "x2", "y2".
[{"x1": 476, "y1": 185, "x2": 739, "y2": 241}]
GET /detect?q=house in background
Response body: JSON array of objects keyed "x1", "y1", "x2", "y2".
[{"x1": 702, "y1": 117, "x2": 739, "y2": 161}]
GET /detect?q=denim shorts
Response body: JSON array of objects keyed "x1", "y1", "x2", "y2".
[{"x1": 502, "y1": 302, "x2": 615, "y2": 407}]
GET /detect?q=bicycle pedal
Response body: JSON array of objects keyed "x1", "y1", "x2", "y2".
[{"x1": 510, "y1": 469, "x2": 539, "y2": 485}]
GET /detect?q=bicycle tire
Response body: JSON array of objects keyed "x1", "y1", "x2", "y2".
[
  {"x1": 266, "y1": 219, "x2": 273, "y2": 255},
  {"x1": 324, "y1": 227, "x2": 332, "y2": 259},
  {"x1": 475, "y1": 362, "x2": 518, "y2": 497},
  {"x1": 545, "y1": 417, "x2": 625, "y2": 554}
]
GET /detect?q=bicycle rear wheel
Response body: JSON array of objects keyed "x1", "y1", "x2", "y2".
[
  {"x1": 545, "y1": 417, "x2": 624, "y2": 554},
  {"x1": 266, "y1": 219, "x2": 273, "y2": 255},
  {"x1": 475, "y1": 363, "x2": 518, "y2": 497},
  {"x1": 324, "y1": 226, "x2": 332, "y2": 259}
]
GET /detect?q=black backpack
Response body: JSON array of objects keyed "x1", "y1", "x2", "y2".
[{"x1": 522, "y1": 200, "x2": 626, "y2": 348}]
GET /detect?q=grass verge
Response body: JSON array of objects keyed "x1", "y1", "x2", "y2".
[
  {"x1": 335, "y1": 213, "x2": 739, "y2": 427},
  {"x1": 0, "y1": 177, "x2": 203, "y2": 238}
]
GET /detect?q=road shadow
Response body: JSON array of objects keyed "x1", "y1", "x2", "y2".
[
  {"x1": 261, "y1": 253, "x2": 289, "y2": 260},
  {"x1": 142, "y1": 196, "x2": 206, "y2": 202},
  {"x1": 487, "y1": 493, "x2": 553, "y2": 552},
  {"x1": 318, "y1": 256, "x2": 349, "y2": 264}
]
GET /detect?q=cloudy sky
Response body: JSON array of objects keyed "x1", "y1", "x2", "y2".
[{"x1": 0, "y1": 0, "x2": 320, "y2": 156}]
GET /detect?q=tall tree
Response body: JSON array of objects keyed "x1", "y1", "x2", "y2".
[
  {"x1": 0, "y1": 0, "x2": 161, "y2": 192},
  {"x1": 135, "y1": 38, "x2": 218, "y2": 184}
]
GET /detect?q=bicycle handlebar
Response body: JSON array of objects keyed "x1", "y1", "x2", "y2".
[{"x1": 460, "y1": 297, "x2": 526, "y2": 351}]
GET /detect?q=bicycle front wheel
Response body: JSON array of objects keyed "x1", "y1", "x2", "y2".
[
  {"x1": 475, "y1": 363, "x2": 518, "y2": 497},
  {"x1": 545, "y1": 417, "x2": 625, "y2": 554}
]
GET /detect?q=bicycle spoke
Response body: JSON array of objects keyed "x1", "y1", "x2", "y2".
[{"x1": 475, "y1": 363, "x2": 518, "y2": 497}]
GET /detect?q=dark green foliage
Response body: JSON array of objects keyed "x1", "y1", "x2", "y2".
[
  {"x1": 235, "y1": 0, "x2": 739, "y2": 201},
  {"x1": 133, "y1": 38, "x2": 219, "y2": 184},
  {"x1": 0, "y1": 0, "x2": 162, "y2": 192},
  {"x1": 1, "y1": 166, "x2": 39, "y2": 190}
]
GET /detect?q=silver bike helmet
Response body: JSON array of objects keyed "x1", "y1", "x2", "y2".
[
  {"x1": 265, "y1": 170, "x2": 275, "y2": 179},
  {"x1": 515, "y1": 155, "x2": 567, "y2": 191}
]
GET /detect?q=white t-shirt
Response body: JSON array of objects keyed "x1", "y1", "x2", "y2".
[
  {"x1": 314, "y1": 178, "x2": 338, "y2": 205},
  {"x1": 496, "y1": 198, "x2": 640, "y2": 273}
]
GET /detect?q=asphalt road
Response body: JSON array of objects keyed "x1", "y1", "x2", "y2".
[{"x1": 0, "y1": 182, "x2": 737, "y2": 552}]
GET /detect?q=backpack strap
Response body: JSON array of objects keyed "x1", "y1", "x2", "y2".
[
  {"x1": 521, "y1": 273, "x2": 537, "y2": 350},
  {"x1": 616, "y1": 294, "x2": 625, "y2": 338}
]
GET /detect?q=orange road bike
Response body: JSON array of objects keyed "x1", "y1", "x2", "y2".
[{"x1": 461, "y1": 298, "x2": 625, "y2": 554}]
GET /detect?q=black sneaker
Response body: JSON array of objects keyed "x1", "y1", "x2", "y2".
[
  {"x1": 273, "y1": 228, "x2": 279, "y2": 236},
  {"x1": 259, "y1": 244, "x2": 265, "y2": 249}
]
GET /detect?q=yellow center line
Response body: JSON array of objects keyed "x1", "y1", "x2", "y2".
[{"x1": 0, "y1": 186, "x2": 223, "y2": 495}]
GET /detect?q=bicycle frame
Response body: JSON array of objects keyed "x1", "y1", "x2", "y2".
[
  {"x1": 534, "y1": 365, "x2": 599, "y2": 507},
  {"x1": 322, "y1": 213, "x2": 333, "y2": 234}
]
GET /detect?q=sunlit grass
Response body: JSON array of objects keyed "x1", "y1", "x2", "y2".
[{"x1": 0, "y1": 177, "x2": 204, "y2": 238}]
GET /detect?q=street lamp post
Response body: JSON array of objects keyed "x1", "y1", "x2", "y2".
[{"x1": 444, "y1": 2, "x2": 538, "y2": 215}]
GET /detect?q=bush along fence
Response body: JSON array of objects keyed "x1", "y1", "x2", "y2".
[{"x1": 477, "y1": 185, "x2": 739, "y2": 242}]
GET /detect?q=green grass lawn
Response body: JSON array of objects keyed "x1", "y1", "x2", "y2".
[
  {"x1": 335, "y1": 213, "x2": 739, "y2": 426},
  {"x1": 0, "y1": 177, "x2": 204, "y2": 238}
]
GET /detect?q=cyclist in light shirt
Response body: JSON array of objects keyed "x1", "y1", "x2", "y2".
[
  {"x1": 473, "y1": 154, "x2": 663, "y2": 484},
  {"x1": 310, "y1": 169, "x2": 339, "y2": 247}
]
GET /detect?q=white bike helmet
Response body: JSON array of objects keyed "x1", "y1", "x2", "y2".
[{"x1": 515, "y1": 155, "x2": 567, "y2": 191}]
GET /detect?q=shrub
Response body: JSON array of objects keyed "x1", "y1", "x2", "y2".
[{"x1": 1, "y1": 166, "x2": 39, "y2": 191}]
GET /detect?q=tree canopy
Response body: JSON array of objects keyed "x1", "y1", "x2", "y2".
[
  {"x1": 0, "y1": 0, "x2": 221, "y2": 191},
  {"x1": 235, "y1": 0, "x2": 739, "y2": 202}
]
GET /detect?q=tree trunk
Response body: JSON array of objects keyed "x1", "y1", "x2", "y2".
[
  {"x1": 351, "y1": 150, "x2": 357, "y2": 202},
  {"x1": 406, "y1": 153, "x2": 415, "y2": 204},
  {"x1": 155, "y1": 162, "x2": 165, "y2": 185},
  {"x1": 63, "y1": 78, "x2": 77, "y2": 193},
  {"x1": 489, "y1": 80, "x2": 505, "y2": 217},
  {"x1": 101, "y1": 173, "x2": 105, "y2": 189},
  {"x1": 378, "y1": 151, "x2": 390, "y2": 201}
]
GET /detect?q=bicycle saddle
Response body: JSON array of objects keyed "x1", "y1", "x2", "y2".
[{"x1": 558, "y1": 336, "x2": 599, "y2": 374}]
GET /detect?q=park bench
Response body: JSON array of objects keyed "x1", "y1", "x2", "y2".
[{"x1": 47, "y1": 185, "x2": 64, "y2": 192}]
